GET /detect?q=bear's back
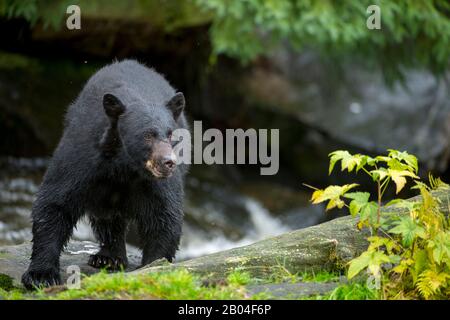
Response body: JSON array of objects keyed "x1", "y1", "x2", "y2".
[
  {"x1": 86, "y1": 60, "x2": 175, "y2": 105},
  {"x1": 66, "y1": 60, "x2": 176, "y2": 129}
]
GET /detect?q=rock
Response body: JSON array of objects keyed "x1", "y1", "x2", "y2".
[
  {"x1": 244, "y1": 51, "x2": 450, "y2": 171},
  {"x1": 0, "y1": 240, "x2": 141, "y2": 285},
  {"x1": 133, "y1": 215, "x2": 369, "y2": 280}
]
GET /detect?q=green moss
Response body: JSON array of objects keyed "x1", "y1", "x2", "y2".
[
  {"x1": 0, "y1": 274, "x2": 26, "y2": 300},
  {"x1": 0, "y1": 51, "x2": 39, "y2": 70},
  {"x1": 258, "y1": 264, "x2": 341, "y2": 285},
  {"x1": 0, "y1": 273, "x2": 14, "y2": 291},
  {"x1": 299, "y1": 270, "x2": 341, "y2": 283}
]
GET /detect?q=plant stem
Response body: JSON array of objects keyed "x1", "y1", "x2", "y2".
[
  {"x1": 362, "y1": 167, "x2": 372, "y2": 177},
  {"x1": 377, "y1": 180, "x2": 382, "y2": 227},
  {"x1": 380, "y1": 178, "x2": 391, "y2": 198}
]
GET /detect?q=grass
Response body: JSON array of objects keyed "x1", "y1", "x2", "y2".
[
  {"x1": 305, "y1": 282, "x2": 380, "y2": 300},
  {"x1": 0, "y1": 267, "x2": 379, "y2": 300},
  {"x1": 324, "y1": 283, "x2": 380, "y2": 300},
  {"x1": 0, "y1": 269, "x2": 270, "y2": 300}
]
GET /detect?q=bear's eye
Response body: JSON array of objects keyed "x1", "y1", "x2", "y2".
[
  {"x1": 167, "y1": 130, "x2": 173, "y2": 141},
  {"x1": 144, "y1": 131, "x2": 157, "y2": 140}
]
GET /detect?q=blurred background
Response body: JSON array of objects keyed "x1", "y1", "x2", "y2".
[{"x1": 0, "y1": 0, "x2": 449, "y2": 259}]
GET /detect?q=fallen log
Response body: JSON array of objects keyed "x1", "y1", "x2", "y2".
[
  {"x1": 134, "y1": 215, "x2": 369, "y2": 280},
  {"x1": 135, "y1": 188, "x2": 450, "y2": 280}
]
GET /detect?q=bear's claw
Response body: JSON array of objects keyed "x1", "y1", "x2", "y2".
[
  {"x1": 88, "y1": 254, "x2": 127, "y2": 271},
  {"x1": 22, "y1": 268, "x2": 61, "y2": 290}
]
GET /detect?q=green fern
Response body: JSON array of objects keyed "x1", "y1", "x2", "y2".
[{"x1": 417, "y1": 270, "x2": 449, "y2": 299}]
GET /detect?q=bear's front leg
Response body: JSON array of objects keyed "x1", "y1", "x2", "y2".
[
  {"x1": 139, "y1": 219, "x2": 183, "y2": 266},
  {"x1": 88, "y1": 217, "x2": 128, "y2": 271},
  {"x1": 137, "y1": 198, "x2": 183, "y2": 266},
  {"x1": 22, "y1": 200, "x2": 80, "y2": 289}
]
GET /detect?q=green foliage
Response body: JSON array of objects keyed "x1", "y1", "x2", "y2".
[
  {"x1": 0, "y1": 0, "x2": 210, "y2": 31},
  {"x1": 325, "y1": 282, "x2": 380, "y2": 300},
  {"x1": 198, "y1": 0, "x2": 450, "y2": 79},
  {"x1": 2, "y1": 1, "x2": 449, "y2": 80},
  {"x1": 0, "y1": 0, "x2": 74, "y2": 29},
  {"x1": 389, "y1": 216, "x2": 426, "y2": 247},
  {"x1": 0, "y1": 288, "x2": 25, "y2": 300},
  {"x1": 314, "y1": 149, "x2": 419, "y2": 230},
  {"x1": 347, "y1": 250, "x2": 392, "y2": 280},
  {"x1": 309, "y1": 149, "x2": 450, "y2": 299},
  {"x1": 227, "y1": 270, "x2": 252, "y2": 286}
]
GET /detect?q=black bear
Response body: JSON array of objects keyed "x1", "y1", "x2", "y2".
[{"x1": 22, "y1": 60, "x2": 188, "y2": 289}]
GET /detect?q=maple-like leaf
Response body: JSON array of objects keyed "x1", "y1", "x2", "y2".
[
  {"x1": 389, "y1": 217, "x2": 426, "y2": 247},
  {"x1": 344, "y1": 192, "x2": 370, "y2": 216},
  {"x1": 311, "y1": 184, "x2": 359, "y2": 211}
]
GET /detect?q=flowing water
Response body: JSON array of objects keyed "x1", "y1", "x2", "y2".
[{"x1": 0, "y1": 157, "x2": 325, "y2": 260}]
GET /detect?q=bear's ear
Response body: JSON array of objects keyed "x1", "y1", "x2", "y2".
[
  {"x1": 166, "y1": 92, "x2": 185, "y2": 121},
  {"x1": 103, "y1": 93, "x2": 126, "y2": 119}
]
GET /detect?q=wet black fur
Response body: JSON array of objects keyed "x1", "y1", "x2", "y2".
[{"x1": 22, "y1": 60, "x2": 189, "y2": 289}]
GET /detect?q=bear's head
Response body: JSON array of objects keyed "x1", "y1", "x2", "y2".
[{"x1": 102, "y1": 92, "x2": 185, "y2": 179}]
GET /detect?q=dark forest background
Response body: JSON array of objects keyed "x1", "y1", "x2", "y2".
[{"x1": 0, "y1": 0, "x2": 449, "y2": 256}]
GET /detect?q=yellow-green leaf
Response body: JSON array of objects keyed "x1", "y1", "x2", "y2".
[
  {"x1": 311, "y1": 184, "x2": 358, "y2": 211},
  {"x1": 427, "y1": 232, "x2": 450, "y2": 264},
  {"x1": 388, "y1": 149, "x2": 419, "y2": 173},
  {"x1": 347, "y1": 250, "x2": 390, "y2": 279},
  {"x1": 348, "y1": 251, "x2": 372, "y2": 279},
  {"x1": 388, "y1": 169, "x2": 419, "y2": 194},
  {"x1": 370, "y1": 168, "x2": 388, "y2": 181}
]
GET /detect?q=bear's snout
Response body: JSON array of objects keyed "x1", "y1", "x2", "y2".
[
  {"x1": 162, "y1": 153, "x2": 177, "y2": 170},
  {"x1": 145, "y1": 141, "x2": 177, "y2": 178}
]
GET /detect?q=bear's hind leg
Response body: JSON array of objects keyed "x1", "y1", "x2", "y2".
[{"x1": 88, "y1": 217, "x2": 128, "y2": 271}]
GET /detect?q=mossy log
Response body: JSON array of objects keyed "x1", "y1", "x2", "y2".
[{"x1": 135, "y1": 189, "x2": 450, "y2": 280}]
